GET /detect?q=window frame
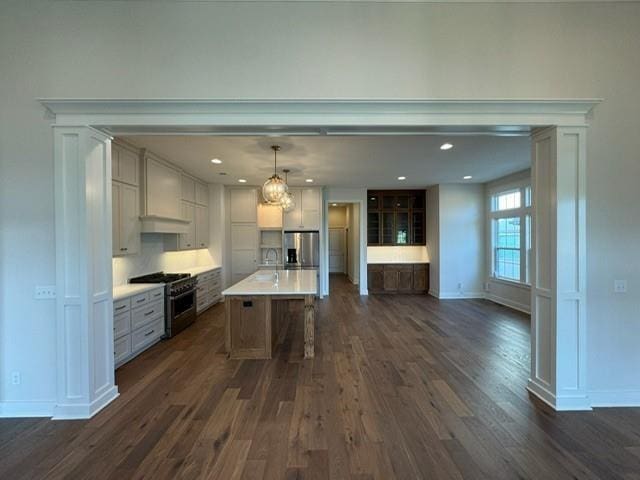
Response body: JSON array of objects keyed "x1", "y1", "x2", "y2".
[{"x1": 488, "y1": 182, "x2": 532, "y2": 285}]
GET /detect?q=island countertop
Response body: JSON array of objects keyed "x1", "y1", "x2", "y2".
[{"x1": 222, "y1": 269, "x2": 317, "y2": 296}]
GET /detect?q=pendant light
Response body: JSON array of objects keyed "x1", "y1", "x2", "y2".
[
  {"x1": 262, "y1": 145, "x2": 288, "y2": 204},
  {"x1": 280, "y1": 169, "x2": 296, "y2": 212}
]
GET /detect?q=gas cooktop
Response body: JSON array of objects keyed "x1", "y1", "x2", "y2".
[{"x1": 129, "y1": 272, "x2": 191, "y2": 284}]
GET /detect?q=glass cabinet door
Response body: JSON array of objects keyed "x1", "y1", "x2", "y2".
[
  {"x1": 367, "y1": 212, "x2": 380, "y2": 245},
  {"x1": 412, "y1": 211, "x2": 425, "y2": 244},
  {"x1": 382, "y1": 212, "x2": 395, "y2": 244},
  {"x1": 395, "y1": 212, "x2": 409, "y2": 244}
]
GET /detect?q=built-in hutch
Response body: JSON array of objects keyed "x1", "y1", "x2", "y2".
[{"x1": 367, "y1": 190, "x2": 426, "y2": 246}]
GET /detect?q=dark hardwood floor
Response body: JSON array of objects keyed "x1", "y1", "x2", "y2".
[{"x1": 2, "y1": 274, "x2": 640, "y2": 479}]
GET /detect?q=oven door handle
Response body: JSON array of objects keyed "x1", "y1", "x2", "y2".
[{"x1": 171, "y1": 288, "x2": 196, "y2": 300}]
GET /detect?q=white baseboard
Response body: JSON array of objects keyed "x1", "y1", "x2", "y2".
[
  {"x1": 485, "y1": 293, "x2": 531, "y2": 314},
  {"x1": 52, "y1": 385, "x2": 119, "y2": 420},
  {"x1": 0, "y1": 401, "x2": 55, "y2": 418},
  {"x1": 437, "y1": 291, "x2": 485, "y2": 299},
  {"x1": 589, "y1": 390, "x2": 640, "y2": 407}
]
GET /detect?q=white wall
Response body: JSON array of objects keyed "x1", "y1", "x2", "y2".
[
  {"x1": 328, "y1": 206, "x2": 348, "y2": 227},
  {"x1": 1, "y1": 0, "x2": 639, "y2": 409},
  {"x1": 437, "y1": 184, "x2": 485, "y2": 298},
  {"x1": 484, "y1": 169, "x2": 532, "y2": 313}
]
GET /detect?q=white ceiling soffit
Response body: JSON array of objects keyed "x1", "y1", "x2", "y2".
[{"x1": 39, "y1": 98, "x2": 601, "y2": 132}]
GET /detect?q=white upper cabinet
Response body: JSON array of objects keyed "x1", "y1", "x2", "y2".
[
  {"x1": 143, "y1": 155, "x2": 182, "y2": 220},
  {"x1": 230, "y1": 188, "x2": 257, "y2": 223},
  {"x1": 112, "y1": 181, "x2": 140, "y2": 256},
  {"x1": 195, "y1": 181, "x2": 208, "y2": 206},
  {"x1": 181, "y1": 175, "x2": 196, "y2": 203},
  {"x1": 112, "y1": 142, "x2": 139, "y2": 186},
  {"x1": 179, "y1": 201, "x2": 196, "y2": 250},
  {"x1": 283, "y1": 187, "x2": 321, "y2": 231},
  {"x1": 195, "y1": 204, "x2": 209, "y2": 248}
]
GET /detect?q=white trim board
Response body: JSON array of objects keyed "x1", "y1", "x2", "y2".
[
  {"x1": 435, "y1": 291, "x2": 486, "y2": 299},
  {"x1": 485, "y1": 293, "x2": 531, "y2": 314},
  {"x1": 39, "y1": 98, "x2": 601, "y2": 131}
]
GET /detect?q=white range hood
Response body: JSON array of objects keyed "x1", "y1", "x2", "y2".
[{"x1": 140, "y1": 215, "x2": 190, "y2": 234}]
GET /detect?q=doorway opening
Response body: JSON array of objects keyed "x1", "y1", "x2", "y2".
[{"x1": 328, "y1": 202, "x2": 360, "y2": 292}]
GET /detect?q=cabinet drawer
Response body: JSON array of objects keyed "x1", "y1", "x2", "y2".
[
  {"x1": 131, "y1": 292, "x2": 149, "y2": 308},
  {"x1": 131, "y1": 317, "x2": 164, "y2": 353},
  {"x1": 114, "y1": 335, "x2": 131, "y2": 366},
  {"x1": 113, "y1": 311, "x2": 131, "y2": 339},
  {"x1": 149, "y1": 288, "x2": 164, "y2": 302},
  {"x1": 131, "y1": 300, "x2": 164, "y2": 330},
  {"x1": 113, "y1": 298, "x2": 130, "y2": 315}
]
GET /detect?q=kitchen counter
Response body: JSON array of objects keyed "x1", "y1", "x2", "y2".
[
  {"x1": 113, "y1": 283, "x2": 162, "y2": 301},
  {"x1": 183, "y1": 265, "x2": 221, "y2": 276},
  {"x1": 222, "y1": 270, "x2": 317, "y2": 296}
]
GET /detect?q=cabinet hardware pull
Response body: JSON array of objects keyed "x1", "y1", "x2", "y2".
[
  {"x1": 115, "y1": 305, "x2": 126, "y2": 310},
  {"x1": 144, "y1": 310, "x2": 154, "y2": 316},
  {"x1": 136, "y1": 298, "x2": 145, "y2": 303},
  {"x1": 144, "y1": 330, "x2": 154, "y2": 337}
]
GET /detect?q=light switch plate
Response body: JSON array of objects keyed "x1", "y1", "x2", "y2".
[
  {"x1": 35, "y1": 285, "x2": 56, "y2": 299},
  {"x1": 614, "y1": 280, "x2": 627, "y2": 293}
]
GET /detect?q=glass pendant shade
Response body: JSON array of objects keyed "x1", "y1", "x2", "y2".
[
  {"x1": 281, "y1": 191, "x2": 295, "y2": 212},
  {"x1": 262, "y1": 145, "x2": 289, "y2": 204},
  {"x1": 262, "y1": 174, "x2": 288, "y2": 204}
]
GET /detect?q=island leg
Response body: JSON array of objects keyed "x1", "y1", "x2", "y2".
[{"x1": 304, "y1": 294, "x2": 315, "y2": 358}]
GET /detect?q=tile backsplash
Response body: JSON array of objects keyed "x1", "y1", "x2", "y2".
[
  {"x1": 366, "y1": 245, "x2": 430, "y2": 263},
  {"x1": 112, "y1": 234, "x2": 214, "y2": 286}
]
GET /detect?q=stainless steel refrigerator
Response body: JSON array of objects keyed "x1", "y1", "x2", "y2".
[{"x1": 284, "y1": 231, "x2": 319, "y2": 270}]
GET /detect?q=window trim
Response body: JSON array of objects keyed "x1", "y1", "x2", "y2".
[{"x1": 489, "y1": 183, "x2": 532, "y2": 285}]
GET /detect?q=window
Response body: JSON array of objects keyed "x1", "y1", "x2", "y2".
[{"x1": 489, "y1": 184, "x2": 532, "y2": 284}]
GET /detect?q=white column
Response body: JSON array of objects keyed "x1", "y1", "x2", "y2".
[
  {"x1": 53, "y1": 126, "x2": 119, "y2": 419},
  {"x1": 529, "y1": 126, "x2": 589, "y2": 411}
]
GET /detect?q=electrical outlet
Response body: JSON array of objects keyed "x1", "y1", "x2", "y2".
[
  {"x1": 11, "y1": 371, "x2": 21, "y2": 385},
  {"x1": 614, "y1": 280, "x2": 627, "y2": 294},
  {"x1": 35, "y1": 285, "x2": 56, "y2": 299},
  {"x1": 457, "y1": 282, "x2": 463, "y2": 290}
]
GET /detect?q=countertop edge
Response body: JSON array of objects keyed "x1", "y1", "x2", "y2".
[{"x1": 113, "y1": 283, "x2": 164, "y2": 301}]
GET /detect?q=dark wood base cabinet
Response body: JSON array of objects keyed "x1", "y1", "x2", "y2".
[{"x1": 367, "y1": 263, "x2": 429, "y2": 294}]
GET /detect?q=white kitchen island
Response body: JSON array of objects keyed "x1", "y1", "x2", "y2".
[{"x1": 222, "y1": 270, "x2": 317, "y2": 360}]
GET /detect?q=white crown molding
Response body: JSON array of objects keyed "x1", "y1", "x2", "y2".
[{"x1": 38, "y1": 98, "x2": 602, "y2": 133}]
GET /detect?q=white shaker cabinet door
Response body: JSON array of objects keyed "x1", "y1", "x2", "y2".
[
  {"x1": 195, "y1": 181, "x2": 208, "y2": 206},
  {"x1": 112, "y1": 182, "x2": 120, "y2": 256},
  {"x1": 195, "y1": 205, "x2": 209, "y2": 248},
  {"x1": 179, "y1": 201, "x2": 196, "y2": 250},
  {"x1": 230, "y1": 188, "x2": 257, "y2": 223},
  {"x1": 283, "y1": 188, "x2": 302, "y2": 230},
  {"x1": 181, "y1": 174, "x2": 196, "y2": 203},
  {"x1": 119, "y1": 183, "x2": 140, "y2": 255}
]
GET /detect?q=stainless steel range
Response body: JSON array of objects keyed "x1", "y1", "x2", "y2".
[{"x1": 129, "y1": 272, "x2": 197, "y2": 338}]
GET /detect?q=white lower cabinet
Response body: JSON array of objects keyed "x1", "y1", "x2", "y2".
[
  {"x1": 113, "y1": 286, "x2": 165, "y2": 368},
  {"x1": 195, "y1": 268, "x2": 223, "y2": 314}
]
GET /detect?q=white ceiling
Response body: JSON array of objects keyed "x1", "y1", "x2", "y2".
[{"x1": 124, "y1": 134, "x2": 530, "y2": 188}]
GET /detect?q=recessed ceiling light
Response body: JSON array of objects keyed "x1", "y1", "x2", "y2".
[
  {"x1": 238, "y1": 178, "x2": 247, "y2": 183},
  {"x1": 397, "y1": 176, "x2": 406, "y2": 181},
  {"x1": 305, "y1": 178, "x2": 314, "y2": 183},
  {"x1": 463, "y1": 175, "x2": 473, "y2": 180},
  {"x1": 332, "y1": 203, "x2": 338, "y2": 207},
  {"x1": 211, "y1": 158, "x2": 222, "y2": 164},
  {"x1": 440, "y1": 143, "x2": 454, "y2": 150}
]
